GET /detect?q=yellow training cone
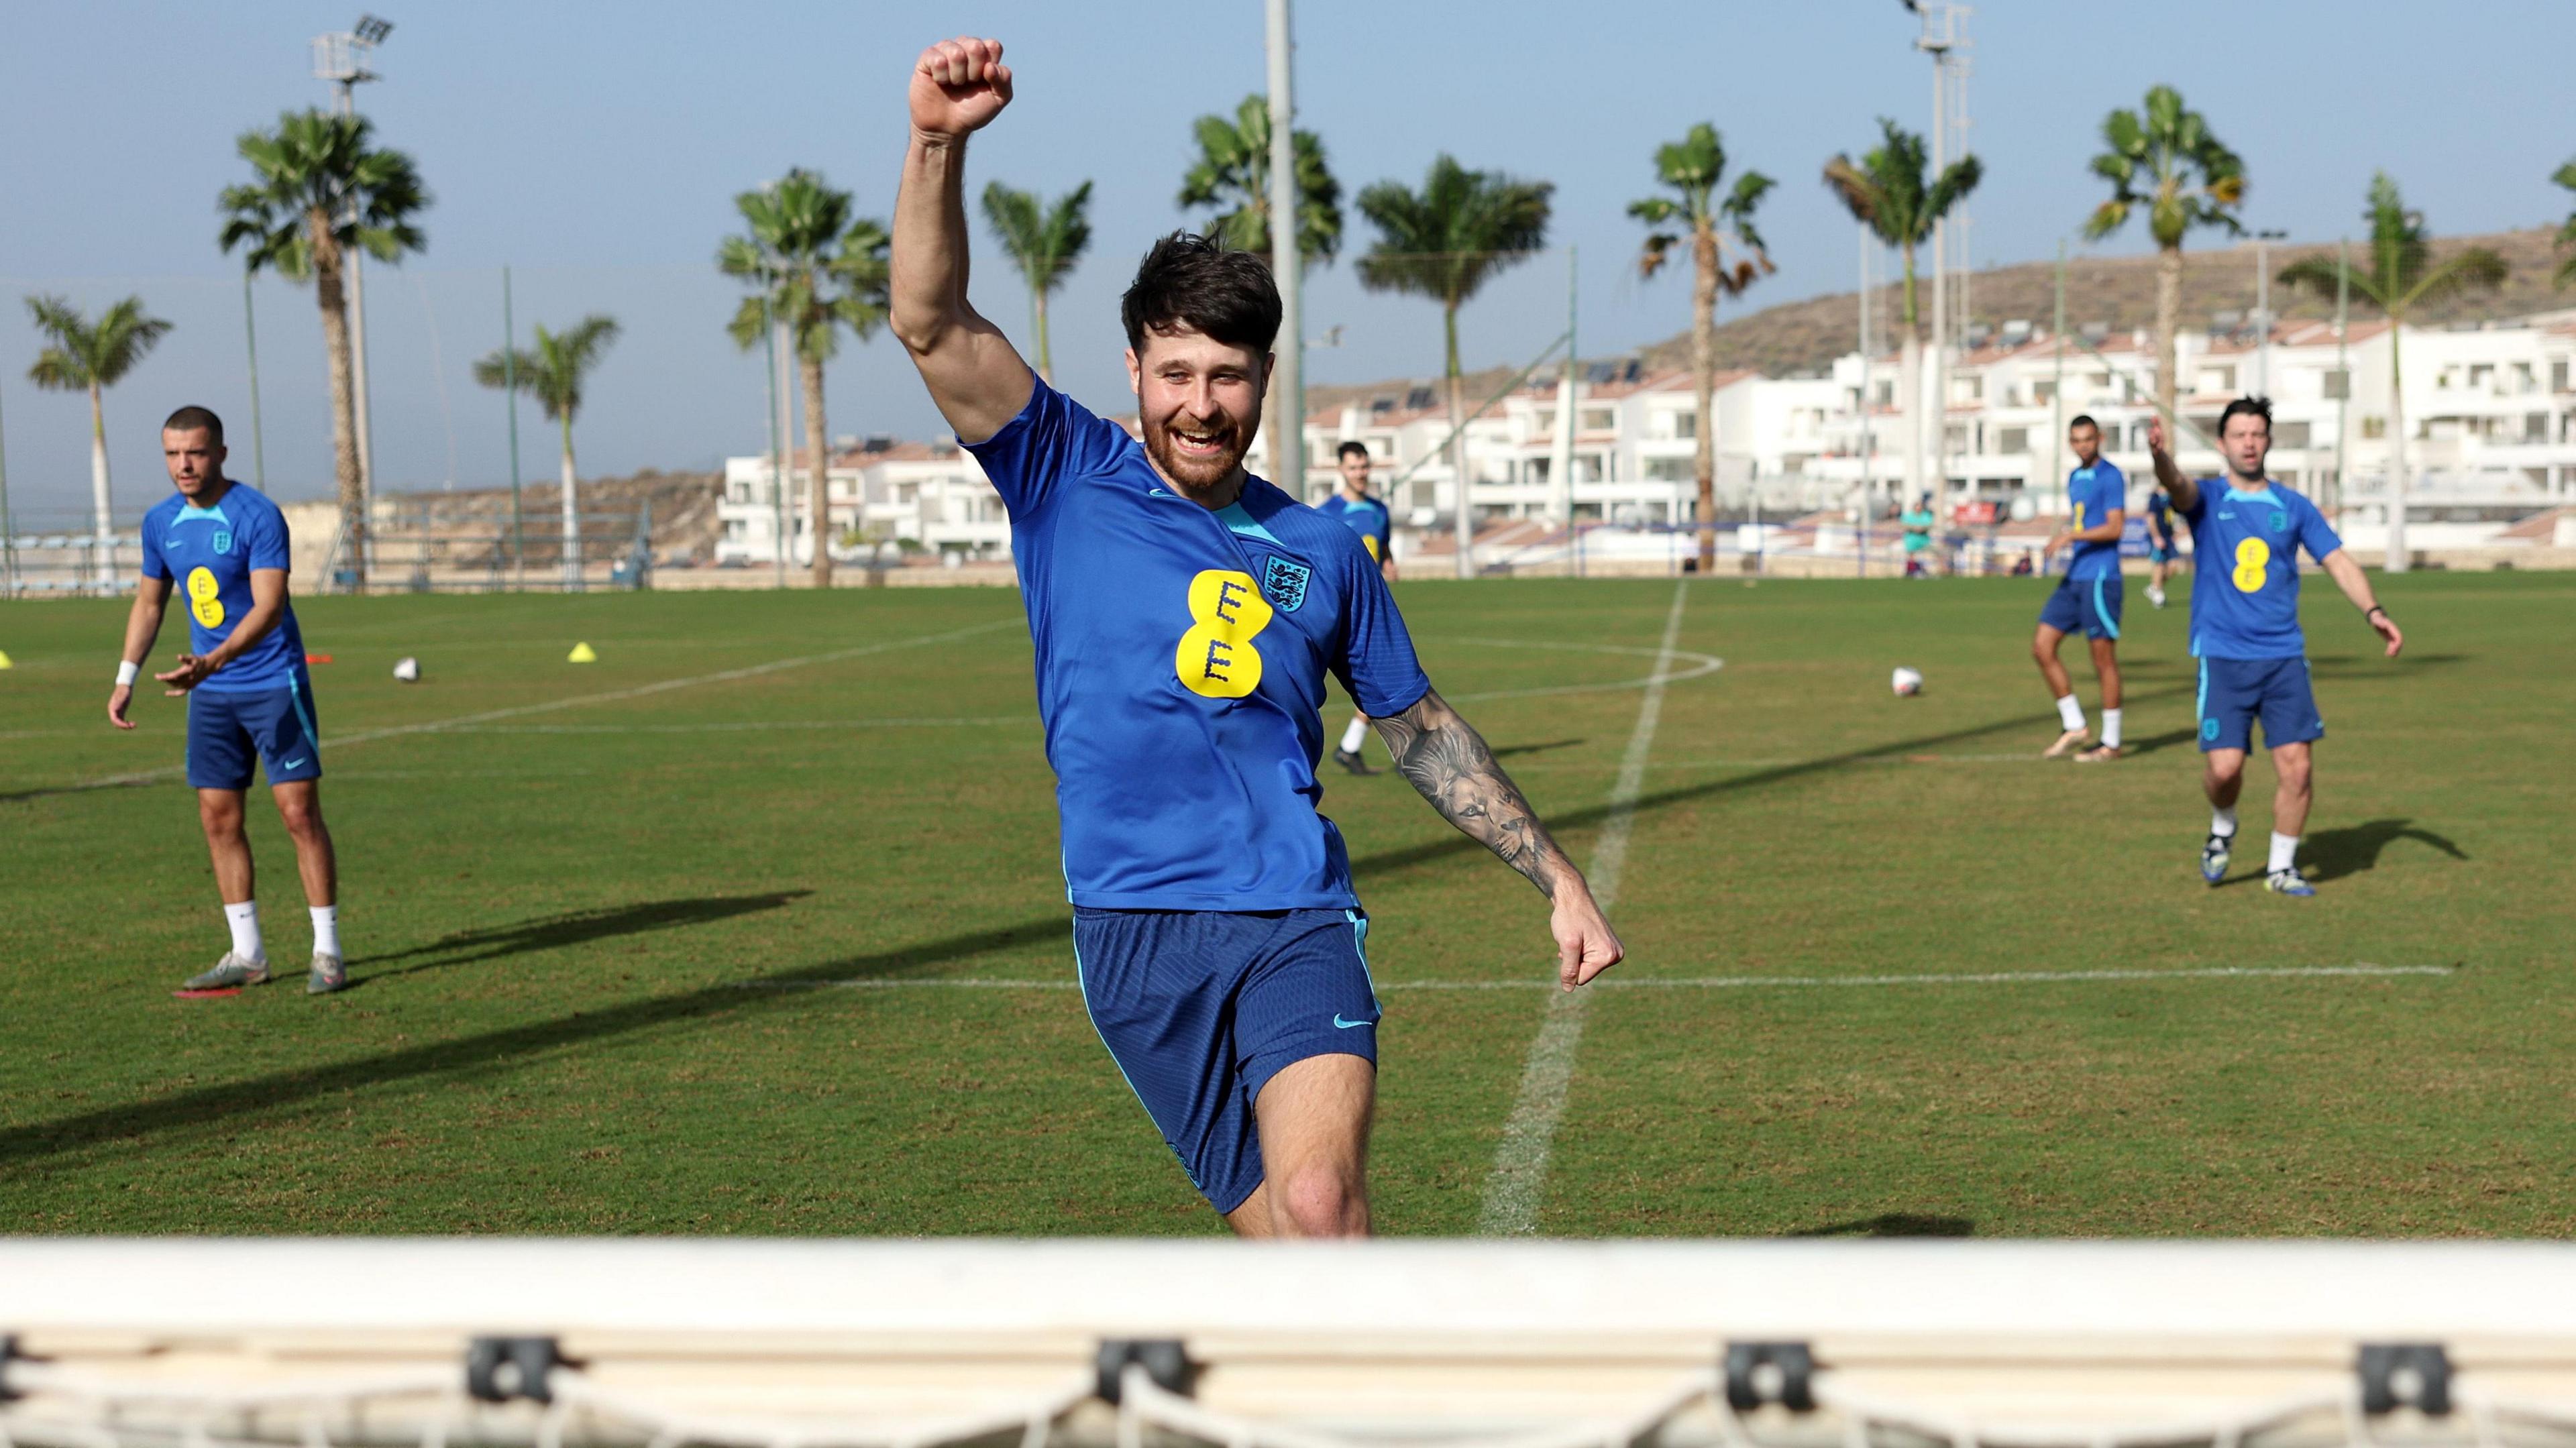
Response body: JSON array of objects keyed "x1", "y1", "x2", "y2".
[
  {"x1": 0, "y1": 650, "x2": 13, "y2": 669},
  {"x1": 567, "y1": 642, "x2": 598, "y2": 663}
]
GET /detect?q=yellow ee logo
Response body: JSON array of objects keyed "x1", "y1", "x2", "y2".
[
  {"x1": 186, "y1": 567, "x2": 226, "y2": 627},
  {"x1": 2231, "y1": 537, "x2": 2271, "y2": 594},
  {"x1": 1175, "y1": 569, "x2": 1273, "y2": 699},
  {"x1": 1362, "y1": 535, "x2": 1381, "y2": 562}
]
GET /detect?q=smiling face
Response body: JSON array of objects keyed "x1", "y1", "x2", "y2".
[
  {"x1": 1126, "y1": 324, "x2": 1269, "y2": 498},
  {"x1": 162, "y1": 427, "x2": 226, "y2": 502}
]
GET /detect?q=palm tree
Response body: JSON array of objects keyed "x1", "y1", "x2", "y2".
[
  {"x1": 25, "y1": 294, "x2": 171, "y2": 586},
  {"x1": 718, "y1": 168, "x2": 890, "y2": 588},
  {"x1": 1631, "y1": 123, "x2": 1774, "y2": 574},
  {"x1": 2081, "y1": 85, "x2": 2246, "y2": 427},
  {"x1": 1356, "y1": 156, "x2": 1552, "y2": 578},
  {"x1": 981, "y1": 180, "x2": 1093, "y2": 384},
  {"x1": 474, "y1": 317, "x2": 621, "y2": 590},
  {"x1": 1823, "y1": 119, "x2": 1980, "y2": 526},
  {"x1": 2277, "y1": 173, "x2": 2507, "y2": 572},
  {"x1": 1177, "y1": 95, "x2": 1342, "y2": 268},
  {"x1": 2553, "y1": 156, "x2": 2576, "y2": 288},
  {"x1": 219, "y1": 109, "x2": 429, "y2": 592}
]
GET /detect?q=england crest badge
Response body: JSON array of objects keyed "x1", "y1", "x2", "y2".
[{"x1": 1261, "y1": 555, "x2": 1311, "y2": 612}]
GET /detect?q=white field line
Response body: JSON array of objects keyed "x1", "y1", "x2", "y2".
[
  {"x1": 54, "y1": 617, "x2": 1020, "y2": 792},
  {"x1": 730, "y1": 963, "x2": 2455, "y2": 992},
  {"x1": 1475, "y1": 579, "x2": 1691, "y2": 1237}
]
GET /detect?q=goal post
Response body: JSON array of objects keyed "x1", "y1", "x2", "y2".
[{"x1": 5, "y1": 1239, "x2": 2575, "y2": 1448}]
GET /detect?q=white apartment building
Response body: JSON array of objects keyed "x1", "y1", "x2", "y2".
[{"x1": 720, "y1": 309, "x2": 2576, "y2": 565}]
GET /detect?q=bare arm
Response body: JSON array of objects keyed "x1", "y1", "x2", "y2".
[
  {"x1": 2318, "y1": 549, "x2": 2404, "y2": 658},
  {"x1": 2146, "y1": 415, "x2": 2199, "y2": 515},
  {"x1": 156, "y1": 567, "x2": 289, "y2": 693},
  {"x1": 2045, "y1": 506, "x2": 2126, "y2": 559},
  {"x1": 890, "y1": 37, "x2": 1032, "y2": 445},
  {"x1": 107, "y1": 576, "x2": 171, "y2": 729},
  {"x1": 1373, "y1": 688, "x2": 1623, "y2": 988}
]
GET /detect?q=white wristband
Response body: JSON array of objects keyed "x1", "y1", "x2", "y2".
[{"x1": 116, "y1": 660, "x2": 140, "y2": 687}]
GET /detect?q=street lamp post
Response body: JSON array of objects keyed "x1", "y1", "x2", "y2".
[
  {"x1": 313, "y1": 14, "x2": 392, "y2": 586},
  {"x1": 2251, "y1": 227, "x2": 2288, "y2": 398}
]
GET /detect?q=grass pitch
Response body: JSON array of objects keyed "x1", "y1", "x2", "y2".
[{"x1": 2, "y1": 571, "x2": 2569, "y2": 1235}]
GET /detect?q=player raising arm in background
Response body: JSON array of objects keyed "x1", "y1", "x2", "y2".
[
  {"x1": 890, "y1": 38, "x2": 1619, "y2": 1238},
  {"x1": 2152, "y1": 403, "x2": 2400, "y2": 895}
]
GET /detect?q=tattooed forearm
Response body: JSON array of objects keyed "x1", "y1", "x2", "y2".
[{"x1": 1373, "y1": 689, "x2": 1570, "y2": 898}]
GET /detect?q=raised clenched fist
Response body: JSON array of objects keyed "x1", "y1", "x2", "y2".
[{"x1": 910, "y1": 37, "x2": 1012, "y2": 139}]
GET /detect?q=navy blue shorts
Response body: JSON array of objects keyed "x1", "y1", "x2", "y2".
[
  {"x1": 2196, "y1": 656, "x2": 2323, "y2": 753},
  {"x1": 186, "y1": 676, "x2": 322, "y2": 790},
  {"x1": 2039, "y1": 573, "x2": 2123, "y2": 640},
  {"x1": 1073, "y1": 906, "x2": 1379, "y2": 1213},
  {"x1": 2147, "y1": 542, "x2": 2180, "y2": 564}
]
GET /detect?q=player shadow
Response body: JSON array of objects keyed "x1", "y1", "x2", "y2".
[
  {"x1": 1348, "y1": 681, "x2": 2198, "y2": 885},
  {"x1": 2306, "y1": 651, "x2": 2467, "y2": 679},
  {"x1": 348, "y1": 893, "x2": 815, "y2": 982},
  {"x1": 1790, "y1": 1212, "x2": 1975, "y2": 1238},
  {"x1": 2118, "y1": 728, "x2": 2199, "y2": 758},
  {"x1": 2210, "y1": 818, "x2": 2466, "y2": 889},
  {"x1": 0, "y1": 777, "x2": 160, "y2": 806},
  {"x1": 1491, "y1": 738, "x2": 1585, "y2": 760},
  {"x1": 0, "y1": 913, "x2": 1079, "y2": 1172}
]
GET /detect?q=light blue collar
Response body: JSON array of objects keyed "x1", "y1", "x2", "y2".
[
  {"x1": 1215, "y1": 500, "x2": 1284, "y2": 547},
  {"x1": 174, "y1": 501, "x2": 232, "y2": 526}
]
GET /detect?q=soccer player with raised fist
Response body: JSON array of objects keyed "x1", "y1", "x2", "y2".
[{"x1": 890, "y1": 36, "x2": 1621, "y2": 1236}]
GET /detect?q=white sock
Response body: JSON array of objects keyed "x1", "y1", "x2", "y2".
[
  {"x1": 2210, "y1": 807, "x2": 2239, "y2": 839},
  {"x1": 2101, "y1": 708, "x2": 2123, "y2": 748},
  {"x1": 1339, "y1": 716, "x2": 1369, "y2": 755},
  {"x1": 2055, "y1": 694, "x2": 2085, "y2": 732},
  {"x1": 310, "y1": 905, "x2": 341, "y2": 959},
  {"x1": 2269, "y1": 832, "x2": 2300, "y2": 875},
  {"x1": 224, "y1": 900, "x2": 266, "y2": 963}
]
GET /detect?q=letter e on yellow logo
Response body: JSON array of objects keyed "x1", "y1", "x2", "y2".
[{"x1": 1175, "y1": 569, "x2": 1275, "y2": 699}]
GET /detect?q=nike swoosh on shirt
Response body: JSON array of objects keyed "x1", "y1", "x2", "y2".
[
  {"x1": 280, "y1": 758, "x2": 309, "y2": 769},
  {"x1": 1332, "y1": 1013, "x2": 1375, "y2": 1029}
]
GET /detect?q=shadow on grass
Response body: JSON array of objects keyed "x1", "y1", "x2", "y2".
[
  {"x1": 352, "y1": 893, "x2": 812, "y2": 979},
  {"x1": 0, "y1": 776, "x2": 158, "y2": 806},
  {"x1": 2212, "y1": 818, "x2": 2467, "y2": 889},
  {"x1": 2121, "y1": 728, "x2": 2199, "y2": 758},
  {"x1": 1491, "y1": 738, "x2": 1586, "y2": 760},
  {"x1": 1790, "y1": 1212, "x2": 1974, "y2": 1238},
  {"x1": 0, "y1": 690, "x2": 2190, "y2": 1170}
]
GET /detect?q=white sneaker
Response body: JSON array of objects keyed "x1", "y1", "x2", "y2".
[{"x1": 2147, "y1": 586, "x2": 2167, "y2": 608}]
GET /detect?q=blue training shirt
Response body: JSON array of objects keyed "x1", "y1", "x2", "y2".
[
  {"x1": 1314, "y1": 492, "x2": 1393, "y2": 565},
  {"x1": 138, "y1": 480, "x2": 307, "y2": 692},
  {"x1": 967, "y1": 377, "x2": 1431, "y2": 911},
  {"x1": 2180, "y1": 478, "x2": 2343, "y2": 660},
  {"x1": 2064, "y1": 459, "x2": 2126, "y2": 581},
  {"x1": 2145, "y1": 488, "x2": 2178, "y2": 545}
]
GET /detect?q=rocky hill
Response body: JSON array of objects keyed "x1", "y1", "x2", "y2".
[{"x1": 378, "y1": 469, "x2": 724, "y2": 560}]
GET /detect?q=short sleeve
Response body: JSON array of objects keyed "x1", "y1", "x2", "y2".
[
  {"x1": 1332, "y1": 547, "x2": 1429, "y2": 720},
  {"x1": 961, "y1": 374, "x2": 1132, "y2": 518},
  {"x1": 247, "y1": 506, "x2": 290, "y2": 571},
  {"x1": 2295, "y1": 494, "x2": 2343, "y2": 563},
  {"x1": 2178, "y1": 479, "x2": 2214, "y2": 525},
  {"x1": 138, "y1": 522, "x2": 170, "y2": 581}
]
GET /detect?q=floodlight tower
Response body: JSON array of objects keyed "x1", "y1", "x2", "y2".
[
  {"x1": 314, "y1": 14, "x2": 390, "y2": 573},
  {"x1": 1907, "y1": 0, "x2": 1970, "y2": 528},
  {"x1": 1265, "y1": 0, "x2": 1305, "y2": 516},
  {"x1": 2251, "y1": 228, "x2": 2289, "y2": 397}
]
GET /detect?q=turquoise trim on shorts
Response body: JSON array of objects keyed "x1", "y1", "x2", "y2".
[{"x1": 2093, "y1": 577, "x2": 2121, "y2": 640}]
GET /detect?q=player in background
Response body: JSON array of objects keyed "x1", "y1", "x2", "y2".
[
  {"x1": 891, "y1": 37, "x2": 1620, "y2": 1237},
  {"x1": 2033, "y1": 415, "x2": 2128, "y2": 761},
  {"x1": 2143, "y1": 478, "x2": 2183, "y2": 608},
  {"x1": 109, "y1": 406, "x2": 345, "y2": 993},
  {"x1": 1898, "y1": 494, "x2": 1935, "y2": 577},
  {"x1": 1316, "y1": 439, "x2": 1396, "y2": 775},
  {"x1": 2149, "y1": 402, "x2": 2402, "y2": 895}
]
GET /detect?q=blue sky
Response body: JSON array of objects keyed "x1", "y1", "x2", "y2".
[{"x1": 3, "y1": 0, "x2": 2569, "y2": 518}]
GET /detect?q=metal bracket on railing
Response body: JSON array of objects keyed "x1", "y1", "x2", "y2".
[
  {"x1": 1724, "y1": 1341, "x2": 1817, "y2": 1412},
  {"x1": 1094, "y1": 1339, "x2": 1195, "y2": 1405},
  {"x1": 2359, "y1": 1343, "x2": 2453, "y2": 1416},
  {"x1": 465, "y1": 1336, "x2": 564, "y2": 1404}
]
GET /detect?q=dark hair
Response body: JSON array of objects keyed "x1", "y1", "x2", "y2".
[
  {"x1": 163, "y1": 405, "x2": 224, "y2": 444},
  {"x1": 1336, "y1": 440, "x2": 1371, "y2": 461},
  {"x1": 1120, "y1": 231, "x2": 1281, "y2": 354},
  {"x1": 2068, "y1": 413, "x2": 2099, "y2": 433},
  {"x1": 2218, "y1": 396, "x2": 2273, "y2": 436}
]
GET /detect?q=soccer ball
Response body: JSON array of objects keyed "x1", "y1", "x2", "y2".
[
  {"x1": 392, "y1": 657, "x2": 421, "y2": 683},
  {"x1": 1891, "y1": 667, "x2": 1923, "y2": 697}
]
